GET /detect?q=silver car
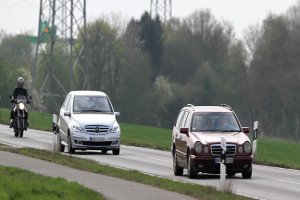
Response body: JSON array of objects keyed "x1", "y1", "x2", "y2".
[{"x1": 56, "y1": 91, "x2": 121, "y2": 155}]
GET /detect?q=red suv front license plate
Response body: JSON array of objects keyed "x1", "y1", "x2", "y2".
[{"x1": 215, "y1": 157, "x2": 234, "y2": 164}]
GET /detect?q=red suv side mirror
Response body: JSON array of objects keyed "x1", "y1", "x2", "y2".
[
  {"x1": 180, "y1": 127, "x2": 189, "y2": 137},
  {"x1": 242, "y1": 127, "x2": 250, "y2": 133}
]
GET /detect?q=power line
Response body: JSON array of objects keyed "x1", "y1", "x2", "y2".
[{"x1": 31, "y1": 0, "x2": 87, "y2": 112}]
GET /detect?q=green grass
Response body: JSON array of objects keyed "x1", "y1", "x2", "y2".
[
  {"x1": 0, "y1": 146, "x2": 250, "y2": 200},
  {"x1": 0, "y1": 108, "x2": 11, "y2": 125},
  {"x1": 255, "y1": 138, "x2": 300, "y2": 169},
  {"x1": 120, "y1": 123, "x2": 171, "y2": 150},
  {"x1": 1, "y1": 107, "x2": 300, "y2": 170},
  {"x1": 0, "y1": 164, "x2": 104, "y2": 200},
  {"x1": 0, "y1": 108, "x2": 53, "y2": 131}
]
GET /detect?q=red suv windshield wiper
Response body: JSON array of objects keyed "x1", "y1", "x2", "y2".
[{"x1": 221, "y1": 130, "x2": 240, "y2": 132}]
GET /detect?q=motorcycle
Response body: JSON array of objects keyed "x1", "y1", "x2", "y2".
[{"x1": 10, "y1": 95, "x2": 31, "y2": 137}]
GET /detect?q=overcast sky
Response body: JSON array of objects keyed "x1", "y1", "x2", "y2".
[{"x1": 0, "y1": 0, "x2": 299, "y2": 39}]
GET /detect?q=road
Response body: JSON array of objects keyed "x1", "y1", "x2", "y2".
[{"x1": 0, "y1": 124, "x2": 300, "y2": 200}]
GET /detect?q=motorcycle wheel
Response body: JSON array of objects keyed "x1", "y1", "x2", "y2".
[
  {"x1": 13, "y1": 120, "x2": 18, "y2": 137},
  {"x1": 19, "y1": 118, "x2": 24, "y2": 137},
  {"x1": 19, "y1": 130, "x2": 23, "y2": 138}
]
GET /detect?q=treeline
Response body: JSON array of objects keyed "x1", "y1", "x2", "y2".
[{"x1": 1, "y1": 5, "x2": 300, "y2": 141}]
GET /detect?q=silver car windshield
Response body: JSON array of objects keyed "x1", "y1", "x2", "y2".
[
  {"x1": 73, "y1": 95, "x2": 113, "y2": 113},
  {"x1": 191, "y1": 112, "x2": 241, "y2": 132}
]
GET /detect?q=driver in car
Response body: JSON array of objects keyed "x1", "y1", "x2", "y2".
[{"x1": 214, "y1": 117, "x2": 235, "y2": 131}]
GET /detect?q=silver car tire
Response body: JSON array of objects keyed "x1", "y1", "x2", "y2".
[
  {"x1": 68, "y1": 135, "x2": 75, "y2": 154},
  {"x1": 57, "y1": 134, "x2": 65, "y2": 152}
]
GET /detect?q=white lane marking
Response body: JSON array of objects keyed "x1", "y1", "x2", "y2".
[
  {"x1": 255, "y1": 164, "x2": 300, "y2": 173},
  {"x1": 273, "y1": 178, "x2": 300, "y2": 185},
  {"x1": 236, "y1": 192, "x2": 267, "y2": 200},
  {"x1": 149, "y1": 157, "x2": 171, "y2": 163}
]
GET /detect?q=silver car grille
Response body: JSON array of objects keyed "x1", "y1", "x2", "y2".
[
  {"x1": 211, "y1": 144, "x2": 236, "y2": 155},
  {"x1": 85, "y1": 125, "x2": 109, "y2": 134}
]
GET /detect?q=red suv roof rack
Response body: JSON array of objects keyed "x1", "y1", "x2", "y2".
[{"x1": 219, "y1": 104, "x2": 233, "y2": 111}]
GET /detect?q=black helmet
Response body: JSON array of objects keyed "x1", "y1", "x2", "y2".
[{"x1": 17, "y1": 77, "x2": 24, "y2": 88}]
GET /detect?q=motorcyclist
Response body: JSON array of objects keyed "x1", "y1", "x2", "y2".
[{"x1": 9, "y1": 77, "x2": 30, "y2": 128}]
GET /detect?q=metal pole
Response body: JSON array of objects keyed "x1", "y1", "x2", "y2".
[
  {"x1": 31, "y1": 0, "x2": 44, "y2": 106},
  {"x1": 150, "y1": 0, "x2": 153, "y2": 16},
  {"x1": 169, "y1": 0, "x2": 172, "y2": 19},
  {"x1": 83, "y1": 0, "x2": 88, "y2": 90},
  {"x1": 70, "y1": 0, "x2": 74, "y2": 91}
]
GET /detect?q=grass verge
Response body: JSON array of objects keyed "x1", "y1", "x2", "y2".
[
  {"x1": 0, "y1": 108, "x2": 52, "y2": 131},
  {"x1": 255, "y1": 138, "x2": 300, "y2": 169},
  {"x1": 1, "y1": 107, "x2": 299, "y2": 170},
  {"x1": 0, "y1": 163, "x2": 104, "y2": 200},
  {"x1": 0, "y1": 145, "x2": 250, "y2": 200}
]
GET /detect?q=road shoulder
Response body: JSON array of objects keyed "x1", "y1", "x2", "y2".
[{"x1": 0, "y1": 151, "x2": 195, "y2": 200}]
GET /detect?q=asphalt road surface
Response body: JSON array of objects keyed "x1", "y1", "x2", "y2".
[{"x1": 0, "y1": 124, "x2": 300, "y2": 200}]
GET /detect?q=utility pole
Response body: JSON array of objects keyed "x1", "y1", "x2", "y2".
[
  {"x1": 31, "y1": 0, "x2": 86, "y2": 113},
  {"x1": 150, "y1": 0, "x2": 172, "y2": 22}
]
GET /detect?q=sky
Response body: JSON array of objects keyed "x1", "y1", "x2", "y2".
[{"x1": 0, "y1": 0, "x2": 299, "y2": 39}]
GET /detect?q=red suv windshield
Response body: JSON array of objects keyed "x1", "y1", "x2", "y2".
[{"x1": 191, "y1": 112, "x2": 241, "y2": 132}]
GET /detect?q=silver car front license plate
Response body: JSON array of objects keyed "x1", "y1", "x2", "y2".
[{"x1": 90, "y1": 137, "x2": 104, "y2": 142}]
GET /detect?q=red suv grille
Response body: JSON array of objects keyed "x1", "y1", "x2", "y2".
[{"x1": 211, "y1": 144, "x2": 236, "y2": 155}]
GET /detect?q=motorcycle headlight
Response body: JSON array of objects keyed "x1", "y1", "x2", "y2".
[
  {"x1": 72, "y1": 123, "x2": 84, "y2": 133},
  {"x1": 194, "y1": 141, "x2": 203, "y2": 154},
  {"x1": 110, "y1": 123, "x2": 120, "y2": 133},
  {"x1": 244, "y1": 141, "x2": 252, "y2": 154},
  {"x1": 19, "y1": 103, "x2": 25, "y2": 110}
]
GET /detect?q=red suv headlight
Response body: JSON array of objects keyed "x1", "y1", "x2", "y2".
[
  {"x1": 244, "y1": 141, "x2": 252, "y2": 154},
  {"x1": 194, "y1": 141, "x2": 203, "y2": 154}
]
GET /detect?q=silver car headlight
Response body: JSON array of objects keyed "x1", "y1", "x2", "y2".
[
  {"x1": 194, "y1": 141, "x2": 203, "y2": 154},
  {"x1": 72, "y1": 123, "x2": 84, "y2": 133},
  {"x1": 110, "y1": 123, "x2": 120, "y2": 133},
  {"x1": 244, "y1": 141, "x2": 252, "y2": 154}
]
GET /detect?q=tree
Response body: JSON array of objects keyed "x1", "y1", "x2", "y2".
[
  {"x1": 114, "y1": 19, "x2": 153, "y2": 124},
  {"x1": 138, "y1": 12, "x2": 164, "y2": 78},
  {"x1": 0, "y1": 34, "x2": 32, "y2": 72},
  {"x1": 78, "y1": 19, "x2": 123, "y2": 96},
  {"x1": 243, "y1": 23, "x2": 262, "y2": 65},
  {"x1": 0, "y1": 58, "x2": 11, "y2": 107},
  {"x1": 162, "y1": 10, "x2": 234, "y2": 83},
  {"x1": 249, "y1": 13, "x2": 300, "y2": 139},
  {"x1": 226, "y1": 41, "x2": 254, "y2": 125},
  {"x1": 0, "y1": 34, "x2": 33, "y2": 108},
  {"x1": 183, "y1": 10, "x2": 233, "y2": 66},
  {"x1": 159, "y1": 10, "x2": 242, "y2": 127}
]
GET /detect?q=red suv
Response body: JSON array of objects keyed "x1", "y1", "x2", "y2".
[{"x1": 171, "y1": 104, "x2": 252, "y2": 179}]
